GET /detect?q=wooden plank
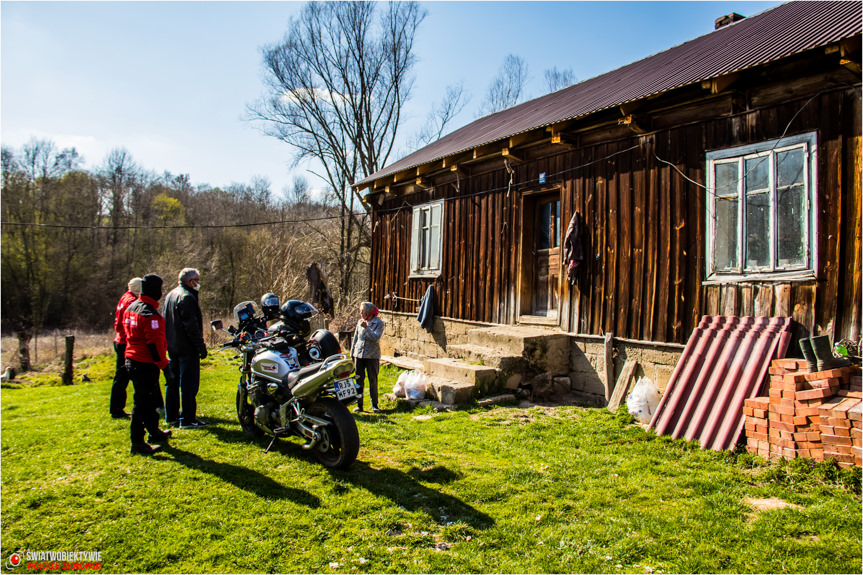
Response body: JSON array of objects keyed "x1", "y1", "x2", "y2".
[
  {"x1": 685, "y1": 123, "x2": 705, "y2": 338},
  {"x1": 740, "y1": 285, "x2": 755, "y2": 316},
  {"x1": 604, "y1": 331, "x2": 614, "y2": 401},
  {"x1": 643, "y1": 146, "x2": 659, "y2": 339},
  {"x1": 671, "y1": 127, "x2": 686, "y2": 342},
  {"x1": 706, "y1": 285, "x2": 721, "y2": 316},
  {"x1": 607, "y1": 359, "x2": 639, "y2": 412},
  {"x1": 630, "y1": 142, "x2": 646, "y2": 338},
  {"x1": 840, "y1": 120, "x2": 862, "y2": 340},
  {"x1": 721, "y1": 284, "x2": 738, "y2": 316},
  {"x1": 597, "y1": 144, "x2": 609, "y2": 334},
  {"x1": 616, "y1": 143, "x2": 632, "y2": 338},
  {"x1": 655, "y1": 134, "x2": 671, "y2": 341},
  {"x1": 774, "y1": 284, "x2": 791, "y2": 317},
  {"x1": 754, "y1": 285, "x2": 774, "y2": 317},
  {"x1": 606, "y1": 143, "x2": 620, "y2": 335},
  {"x1": 814, "y1": 91, "x2": 841, "y2": 339},
  {"x1": 791, "y1": 283, "x2": 817, "y2": 336}
]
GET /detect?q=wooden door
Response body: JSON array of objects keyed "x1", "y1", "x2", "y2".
[{"x1": 532, "y1": 196, "x2": 561, "y2": 317}]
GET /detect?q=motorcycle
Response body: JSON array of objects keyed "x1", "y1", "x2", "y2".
[{"x1": 210, "y1": 296, "x2": 360, "y2": 469}]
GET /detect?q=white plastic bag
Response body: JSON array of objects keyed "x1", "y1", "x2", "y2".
[
  {"x1": 393, "y1": 371, "x2": 409, "y2": 398},
  {"x1": 626, "y1": 376, "x2": 660, "y2": 423},
  {"x1": 404, "y1": 371, "x2": 427, "y2": 400}
]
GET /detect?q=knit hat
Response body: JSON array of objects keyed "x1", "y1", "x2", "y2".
[
  {"x1": 141, "y1": 274, "x2": 163, "y2": 301},
  {"x1": 127, "y1": 277, "x2": 143, "y2": 296}
]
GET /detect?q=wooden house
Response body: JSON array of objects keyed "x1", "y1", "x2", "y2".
[{"x1": 354, "y1": 1, "x2": 862, "y2": 402}]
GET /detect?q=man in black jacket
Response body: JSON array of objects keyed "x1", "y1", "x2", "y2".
[{"x1": 163, "y1": 267, "x2": 208, "y2": 428}]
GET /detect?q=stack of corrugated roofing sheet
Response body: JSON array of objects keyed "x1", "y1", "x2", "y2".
[{"x1": 648, "y1": 316, "x2": 792, "y2": 451}]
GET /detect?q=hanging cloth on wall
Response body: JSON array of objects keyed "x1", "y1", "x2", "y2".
[
  {"x1": 563, "y1": 211, "x2": 586, "y2": 285},
  {"x1": 417, "y1": 285, "x2": 435, "y2": 332}
]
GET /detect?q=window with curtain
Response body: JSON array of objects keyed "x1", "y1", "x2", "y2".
[{"x1": 410, "y1": 200, "x2": 443, "y2": 276}]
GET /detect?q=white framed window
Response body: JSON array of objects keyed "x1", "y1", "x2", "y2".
[
  {"x1": 705, "y1": 132, "x2": 817, "y2": 282},
  {"x1": 410, "y1": 201, "x2": 443, "y2": 277}
]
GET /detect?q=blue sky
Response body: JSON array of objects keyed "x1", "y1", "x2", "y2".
[{"x1": 1, "y1": 1, "x2": 781, "y2": 197}]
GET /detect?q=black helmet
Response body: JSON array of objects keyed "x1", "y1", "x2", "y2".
[
  {"x1": 261, "y1": 292, "x2": 280, "y2": 319},
  {"x1": 279, "y1": 300, "x2": 318, "y2": 338}
]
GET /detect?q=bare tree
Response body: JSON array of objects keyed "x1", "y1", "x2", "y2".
[
  {"x1": 288, "y1": 175, "x2": 311, "y2": 206},
  {"x1": 248, "y1": 1, "x2": 426, "y2": 299},
  {"x1": 478, "y1": 54, "x2": 529, "y2": 117},
  {"x1": 410, "y1": 81, "x2": 470, "y2": 148},
  {"x1": 544, "y1": 66, "x2": 576, "y2": 93}
]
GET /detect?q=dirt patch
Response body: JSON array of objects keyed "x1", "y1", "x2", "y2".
[{"x1": 744, "y1": 497, "x2": 803, "y2": 512}]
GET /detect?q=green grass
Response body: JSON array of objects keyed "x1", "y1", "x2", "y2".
[{"x1": 2, "y1": 359, "x2": 861, "y2": 574}]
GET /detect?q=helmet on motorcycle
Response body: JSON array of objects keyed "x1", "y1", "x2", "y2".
[
  {"x1": 279, "y1": 300, "x2": 318, "y2": 338},
  {"x1": 260, "y1": 292, "x2": 280, "y2": 319}
]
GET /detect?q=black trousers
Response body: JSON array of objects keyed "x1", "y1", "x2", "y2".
[
  {"x1": 126, "y1": 359, "x2": 163, "y2": 444},
  {"x1": 354, "y1": 357, "x2": 379, "y2": 409},
  {"x1": 110, "y1": 343, "x2": 130, "y2": 416}
]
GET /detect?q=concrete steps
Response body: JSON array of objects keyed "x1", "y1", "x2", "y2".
[
  {"x1": 445, "y1": 343, "x2": 527, "y2": 372},
  {"x1": 390, "y1": 325, "x2": 570, "y2": 406}
]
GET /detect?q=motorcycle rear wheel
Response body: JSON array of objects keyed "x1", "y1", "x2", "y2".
[
  {"x1": 236, "y1": 380, "x2": 263, "y2": 437},
  {"x1": 306, "y1": 397, "x2": 359, "y2": 469}
]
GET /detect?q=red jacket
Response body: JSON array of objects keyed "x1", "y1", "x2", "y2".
[
  {"x1": 123, "y1": 295, "x2": 169, "y2": 369},
  {"x1": 113, "y1": 291, "x2": 138, "y2": 344}
]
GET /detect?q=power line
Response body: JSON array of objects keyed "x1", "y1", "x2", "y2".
[{"x1": 0, "y1": 211, "x2": 368, "y2": 230}]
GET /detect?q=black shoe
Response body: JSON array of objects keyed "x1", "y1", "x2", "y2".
[
  {"x1": 130, "y1": 442, "x2": 162, "y2": 456},
  {"x1": 111, "y1": 411, "x2": 131, "y2": 419},
  {"x1": 179, "y1": 419, "x2": 208, "y2": 429},
  {"x1": 148, "y1": 430, "x2": 172, "y2": 443},
  {"x1": 167, "y1": 420, "x2": 180, "y2": 428}
]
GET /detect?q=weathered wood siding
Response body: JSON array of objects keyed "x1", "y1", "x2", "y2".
[{"x1": 370, "y1": 86, "x2": 862, "y2": 345}]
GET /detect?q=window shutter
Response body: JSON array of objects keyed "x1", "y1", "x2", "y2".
[
  {"x1": 429, "y1": 203, "x2": 442, "y2": 270},
  {"x1": 410, "y1": 206, "x2": 420, "y2": 272}
]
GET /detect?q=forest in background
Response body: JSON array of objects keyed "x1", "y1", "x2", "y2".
[{"x1": 1, "y1": 139, "x2": 369, "y2": 369}]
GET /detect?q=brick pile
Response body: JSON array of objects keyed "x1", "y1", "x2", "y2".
[{"x1": 743, "y1": 359, "x2": 862, "y2": 468}]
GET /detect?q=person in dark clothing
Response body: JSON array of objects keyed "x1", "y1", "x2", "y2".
[
  {"x1": 163, "y1": 267, "x2": 208, "y2": 428},
  {"x1": 110, "y1": 277, "x2": 142, "y2": 419},
  {"x1": 350, "y1": 302, "x2": 384, "y2": 412},
  {"x1": 124, "y1": 273, "x2": 172, "y2": 455}
]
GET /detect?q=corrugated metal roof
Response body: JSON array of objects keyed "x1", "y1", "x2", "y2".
[
  {"x1": 357, "y1": 1, "x2": 861, "y2": 188},
  {"x1": 648, "y1": 316, "x2": 792, "y2": 451}
]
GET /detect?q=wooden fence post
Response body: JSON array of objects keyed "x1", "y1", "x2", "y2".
[{"x1": 62, "y1": 335, "x2": 75, "y2": 385}]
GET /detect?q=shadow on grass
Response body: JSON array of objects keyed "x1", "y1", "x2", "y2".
[
  {"x1": 334, "y1": 462, "x2": 495, "y2": 529},
  {"x1": 162, "y1": 445, "x2": 320, "y2": 507}
]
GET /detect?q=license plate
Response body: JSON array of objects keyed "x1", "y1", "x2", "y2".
[{"x1": 334, "y1": 378, "x2": 357, "y2": 400}]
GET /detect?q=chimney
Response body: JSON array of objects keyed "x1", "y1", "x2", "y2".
[{"x1": 715, "y1": 13, "x2": 745, "y2": 29}]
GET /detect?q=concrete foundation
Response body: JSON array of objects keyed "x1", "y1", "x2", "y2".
[{"x1": 379, "y1": 311, "x2": 684, "y2": 406}]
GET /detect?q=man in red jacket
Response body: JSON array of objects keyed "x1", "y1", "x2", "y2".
[
  {"x1": 110, "y1": 277, "x2": 142, "y2": 419},
  {"x1": 124, "y1": 274, "x2": 173, "y2": 455}
]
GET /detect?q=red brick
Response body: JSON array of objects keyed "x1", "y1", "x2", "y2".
[
  {"x1": 769, "y1": 403, "x2": 796, "y2": 416},
  {"x1": 834, "y1": 427, "x2": 852, "y2": 437},
  {"x1": 811, "y1": 448, "x2": 825, "y2": 460},
  {"x1": 796, "y1": 407, "x2": 820, "y2": 417},
  {"x1": 753, "y1": 408, "x2": 767, "y2": 419},
  {"x1": 807, "y1": 377, "x2": 842, "y2": 389},
  {"x1": 749, "y1": 431, "x2": 768, "y2": 441},
  {"x1": 828, "y1": 417, "x2": 852, "y2": 429},
  {"x1": 837, "y1": 390, "x2": 863, "y2": 399},
  {"x1": 796, "y1": 387, "x2": 839, "y2": 401},
  {"x1": 821, "y1": 425, "x2": 836, "y2": 435},
  {"x1": 804, "y1": 367, "x2": 856, "y2": 382},
  {"x1": 744, "y1": 397, "x2": 770, "y2": 410},
  {"x1": 821, "y1": 434, "x2": 854, "y2": 446}
]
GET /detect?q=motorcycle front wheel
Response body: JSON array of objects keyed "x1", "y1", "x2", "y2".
[
  {"x1": 236, "y1": 380, "x2": 263, "y2": 437},
  {"x1": 305, "y1": 397, "x2": 359, "y2": 469}
]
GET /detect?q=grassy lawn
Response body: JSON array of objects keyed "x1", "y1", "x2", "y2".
[{"x1": 1, "y1": 355, "x2": 861, "y2": 574}]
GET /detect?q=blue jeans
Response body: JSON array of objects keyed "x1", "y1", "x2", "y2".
[{"x1": 166, "y1": 354, "x2": 200, "y2": 424}]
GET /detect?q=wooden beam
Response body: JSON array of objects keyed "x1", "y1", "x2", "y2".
[
  {"x1": 603, "y1": 332, "x2": 614, "y2": 402},
  {"x1": 501, "y1": 148, "x2": 522, "y2": 163},
  {"x1": 700, "y1": 72, "x2": 739, "y2": 95},
  {"x1": 619, "y1": 101, "x2": 642, "y2": 116},
  {"x1": 841, "y1": 58, "x2": 862, "y2": 75},
  {"x1": 618, "y1": 114, "x2": 651, "y2": 134},
  {"x1": 607, "y1": 359, "x2": 638, "y2": 413}
]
